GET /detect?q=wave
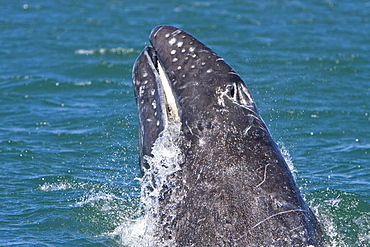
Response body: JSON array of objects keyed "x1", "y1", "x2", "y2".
[{"x1": 74, "y1": 47, "x2": 137, "y2": 56}]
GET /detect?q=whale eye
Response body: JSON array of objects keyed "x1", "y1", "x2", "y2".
[
  {"x1": 230, "y1": 85, "x2": 236, "y2": 98},
  {"x1": 226, "y1": 84, "x2": 237, "y2": 100}
]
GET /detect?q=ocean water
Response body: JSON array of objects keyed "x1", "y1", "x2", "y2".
[{"x1": 1, "y1": 0, "x2": 369, "y2": 246}]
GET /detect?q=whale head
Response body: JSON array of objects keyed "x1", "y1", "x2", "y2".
[{"x1": 133, "y1": 26, "x2": 269, "y2": 171}]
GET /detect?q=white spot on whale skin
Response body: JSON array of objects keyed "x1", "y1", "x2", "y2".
[
  {"x1": 177, "y1": 41, "x2": 183, "y2": 47},
  {"x1": 143, "y1": 72, "x2": 148, "y2": 78},
  {"x1": 181, "y1": 48, "x2": 186, "y2": 53},
  {"x1": 190, "y1": 65, "x2": 195, "y2": 69},
  {"x1": 177, "y1": 66, "x2": 182, "y2": 70},
  {"x1": 169, "y1": 37, "x2": 176, "y2": 45},
  {"x1": 199, "y1": 138, "x2": 206, "y2": 146},
  {"x1": 207, "y1": 69, "x2": 213, "y2": 73},
  {"x1": 139, "y1": 87, "x2": 145, "y2": 97},
  {"x1": 201, "y1": 62, "x2": 206, "y2": 66},
  {"x1": 165, "y1": 33, "x2": 170, "y2": 38},
  {"x1": 189, "y1": 47, "x2": 195, "y2": 52},
  {"x1": 170, "y1": 50, "x2": 176, "y2": 55},
  {"x1": 173, "y1": 58, "x2": 178, "y2": 62}
]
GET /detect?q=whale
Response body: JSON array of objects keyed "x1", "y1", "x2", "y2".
[{"x1": 132, "y1": 25, "x2": 325, "y2": 246}]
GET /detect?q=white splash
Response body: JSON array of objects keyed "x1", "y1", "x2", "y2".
[
  {"x1": 39, "y1": 182, "x2": 70, "y2": 191},
  {"x1": 139, "y1": 122, "x2": 184, "y2": 245},
  {"x1": 277, "y1": 141, "x2": 297, "y2": 177},
  {"x1": 108, "y1": 216, "x2": 147, "y2": 246},
  {"x1": 75, "y1": 192, "x2": 119, "y2": 207},
  {"x1": 112, "y1": 122, "x2": 184, "y2": 246}
]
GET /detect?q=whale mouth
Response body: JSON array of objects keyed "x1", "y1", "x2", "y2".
[
  {"x1": 134, "y1": 45, "x2": 180, "y2": 127},
  {"x1": 148, "y1": 46, "x2": 181, "y2": 125},
  {"x1": 132, "y1": 44, "x2": 182, "y2": 172}
]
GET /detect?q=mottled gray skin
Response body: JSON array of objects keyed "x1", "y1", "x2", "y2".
[
  {"x1": 132, "y1": 46, "x2": 166, "y2": 174},
  {"x1": 133, "y1": 26, "x2": 324, "y2": 246}
]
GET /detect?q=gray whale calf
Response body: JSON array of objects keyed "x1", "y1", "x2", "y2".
[{"x1": 132, "y1": 25, "x2": 324, "y2": 246}]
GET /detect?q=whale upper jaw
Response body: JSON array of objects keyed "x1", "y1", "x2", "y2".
[{"x1": 148, "y1": 26, "x2": 257, "y2": 117}]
